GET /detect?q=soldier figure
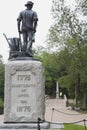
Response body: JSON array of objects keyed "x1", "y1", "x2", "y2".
[{"x1": 17, "y1": 1, "x2": 38, "y2": 56}]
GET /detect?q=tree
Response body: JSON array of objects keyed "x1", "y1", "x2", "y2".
[
  {"x1": 35, "y1": 46, "x2": 72, "y2": 97},
  {"x1": 38, "y1": 51, "x2": 58, "y2": 97},
  {"x1": 47, "y1": 0, "x2": 87, "y2": 107},
  {"x1": 75, "y1": 0, "x2": 87, "y2": 15},
  {"x1": 0, "y1": 55, "x2": 4, "y2": 100}
]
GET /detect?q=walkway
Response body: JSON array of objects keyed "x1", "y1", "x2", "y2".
[{"x1": 45, "y1": 99, "x2": 87, "y2": 126}]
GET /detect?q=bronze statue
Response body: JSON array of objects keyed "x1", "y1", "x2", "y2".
[
  {"x1": 4, "y1": 1, "x2": 38, "y2": 59},
  {"x1": 17, "y1": 1, "x2": 38, "y2": 56}
]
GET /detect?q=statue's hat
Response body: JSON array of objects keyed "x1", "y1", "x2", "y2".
[{"x1": 25, "y1": 1, "x2": 34, "y2": 6}]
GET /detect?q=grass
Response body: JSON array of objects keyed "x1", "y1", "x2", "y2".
[
  {"x1": 49, "y1": 124, "x2": 86, "y2": 130},
  {"x1": 64, "y1": 124, "x2": 86, "y2": 130},
  {"x1": 80, "y1": 110, "x2": 87, "y2": 114}
]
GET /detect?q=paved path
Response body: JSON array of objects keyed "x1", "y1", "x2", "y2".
[
  {"x1": 0, "y1": 115, "x2": 4, "y2": 122},
  {"x1": 0, "y1": 99, "x2": 87, "y2": 126},
  {"x1": 45, "y1": 99, "x2": 87, "y2": 126}
]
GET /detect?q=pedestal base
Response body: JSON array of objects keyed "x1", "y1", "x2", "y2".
[
  {"x1": 0, "y1": 122, "x2": 49, "y2": 129},
  {"x1": 0, "y1": 122, "x2": 64, "y2": 130}
]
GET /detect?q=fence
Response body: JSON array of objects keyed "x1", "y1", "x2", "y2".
[{"x1": 37, "y1": 107, "x2": 87, "y2": 130}]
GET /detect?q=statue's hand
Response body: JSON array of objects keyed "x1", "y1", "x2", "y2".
[
  {"x1": 18, "y1": 30, "x2": 22, "y2": 34},
  {"x1": 33, "y1": 28, "x2": 36, "y2": 33}
]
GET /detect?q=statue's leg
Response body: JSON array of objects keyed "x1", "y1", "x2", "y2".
[
  {"x1": 22, "y1": 32, "x2": 28, "y2": 51},
  {"x1": 27, "y1": 31, "x2": 35, "y2": 51}
]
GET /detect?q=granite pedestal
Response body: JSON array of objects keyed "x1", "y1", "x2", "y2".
[
  {"x1": 0, "y1": 60, "x2": 64, "y2": 130},
  {"x1": 4, "y1": 60, "x2": 45, "y2": 123}
]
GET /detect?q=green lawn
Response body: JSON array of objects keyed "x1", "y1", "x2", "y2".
[{"x1": 64, "y1": 124, "x2": 86, "y2": 130}]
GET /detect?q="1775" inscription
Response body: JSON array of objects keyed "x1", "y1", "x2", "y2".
[{"x1": 17, "y1": 75, "x2": 31, "y2": 81}]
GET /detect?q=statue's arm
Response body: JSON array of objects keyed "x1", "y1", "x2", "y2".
[
  {"x1": 17, "y1": 12, "x2": 22, "y2": 33},
  {"x1": 33, "y1": 12, "x2": 38, "y2": 32},
  {"x1": 33, "y1": 20, "x2": 38, "y2": 32},
  {"x1": 17, "y1": 20, "x2": 21, "y2": 33}
]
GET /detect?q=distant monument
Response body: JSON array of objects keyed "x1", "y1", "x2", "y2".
[{"x1": 56, "y1": 82, "x2": 59, "y2": 99}]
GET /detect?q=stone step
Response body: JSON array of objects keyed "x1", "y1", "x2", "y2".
[{"x1": 0, "y1": 122, "x2": 64, "y2": 129}]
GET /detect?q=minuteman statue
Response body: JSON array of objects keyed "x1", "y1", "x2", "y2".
[{"x1": 17, "y1": 1, "x2": 38, "y2": 56}]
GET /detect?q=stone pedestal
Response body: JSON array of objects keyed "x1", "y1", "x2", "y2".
[
  {"x1": 1, "y1": 60, "x2": 64, "y2": 130},
  {"x1": 4, "y1": 60, "x2": 45, "y2": 123}
]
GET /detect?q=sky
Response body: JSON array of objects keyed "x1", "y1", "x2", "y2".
[
  {"x1": 0, "y1": 0, "x2": 75, "y2": 63},
  {"x1": 0, "y1": 0, "x2": 53, "y2": 62}
]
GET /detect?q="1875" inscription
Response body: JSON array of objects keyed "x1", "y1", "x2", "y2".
[{"x1": 17, "y1": 106, "x2": 31, "y2": 112}]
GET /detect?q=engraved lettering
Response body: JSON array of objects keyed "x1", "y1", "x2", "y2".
[
  {"x1": 20, "y1": 100, "x2": 27, "y2": 104},
  {"x1": 18, "y1": 94, "x2": 29, "y2": 97},
  {"x1": 12, "y1": 85, "x2": 31, "y2": 88},
  {"x1": 17, "y1": 75, "x2": 31, "y2": 81},
  {"x1": 17, "y1": 106, "x2": 31, "y2": 112},
  {"x1": 21, "y1": 89, "x2": 27, "y2": 92}
]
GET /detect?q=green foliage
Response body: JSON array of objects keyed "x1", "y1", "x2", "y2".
[
  {"x1": 0, "y1": 98, "x2": 4, "y2": 108},
  {"x1": 0, "y1": 55, "x2": 4, "y2": 99},
  {"x1": 0, "y1": 55, "x2": 5, "y2": 113},
  {"x1": 37, "y1": 51, "x2": 57, "y2": 96},
  {"x1": 76, "y1": 0, "x2": 87, "y2": 15},
  {"x1": 0, "y1": 98, "x2": 4, "y2": 114}
]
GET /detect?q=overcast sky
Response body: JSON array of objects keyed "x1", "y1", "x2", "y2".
[{"x1": 0, "y1": 0, "x2": 75, "y2": 62}]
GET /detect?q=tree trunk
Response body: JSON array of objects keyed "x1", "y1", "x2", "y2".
[
  {"x1": 75, "y1": 73, "x2": 80, "y2": 106},
  {"x1": 83, "y1": 91, "x2": 87, "y2": 109},
  {"x1": 75, "y1": 84, "x2": 78, "y2": 106}
]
